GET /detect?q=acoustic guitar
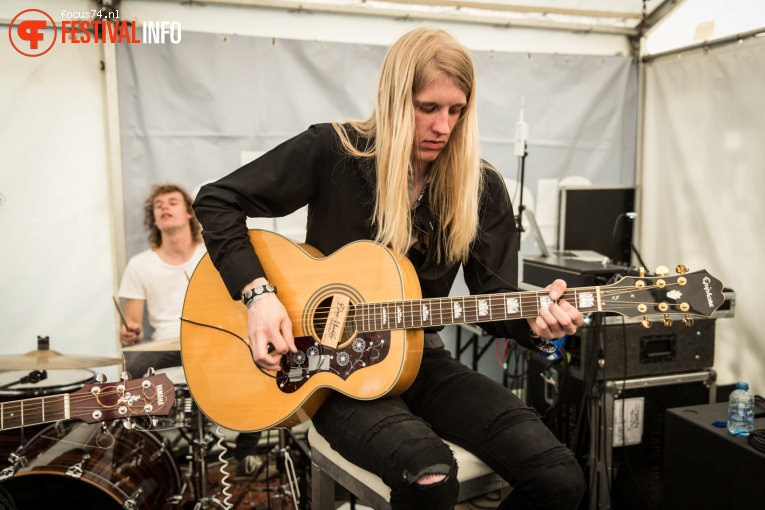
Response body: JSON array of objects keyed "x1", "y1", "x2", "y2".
[
  {"x1": 0, "y1": 373, "x2": 175, "y2": 432},
  {"x1": 180, "y1": 229, "x2": 725, "y2": 432}
]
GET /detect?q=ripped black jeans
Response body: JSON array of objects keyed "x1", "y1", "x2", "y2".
[{"x1": 312, "y1": 345, "x2": 585, "y2": 510}]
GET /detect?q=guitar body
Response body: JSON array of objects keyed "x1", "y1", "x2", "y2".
[{"x1": 181, "y1": 230, "x2": 423, "y2": 432}]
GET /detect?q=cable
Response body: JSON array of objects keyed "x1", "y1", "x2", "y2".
[
  {"x1": 266, "y1": 429, "x2": 273, "y2": 510},
  {"x1": 749, "y1": 429, "x2": 765, "y2": 453},
  {"x1": 570, "y1": 313, "x2": 602, "y2": 463},
  {"x1": 281, "y1": 445, "x2": 301, "y2": 508},
  {"x1": 631, "y1": 243, "x2": 649, "y2": 271},
  {"x1": 614, "y1": 316, "x2": 655, "y2": 510},
  {"x1": 213, "y1": 425, "x2": 234, "y2": 509}
]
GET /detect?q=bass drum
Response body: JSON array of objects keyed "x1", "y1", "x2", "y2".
[
  {"x1": 0, "y1": 369, "x2": 94, "y2": 462},
  {"x1": 1, "y1": 420, "x2": 180, "y2": 510}
]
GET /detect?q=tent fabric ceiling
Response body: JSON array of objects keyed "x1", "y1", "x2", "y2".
[{"x1": 190, "y1": 0, "x2": 671, "y2": 35}]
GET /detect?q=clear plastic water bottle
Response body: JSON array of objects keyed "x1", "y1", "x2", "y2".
[{"x1": 727, "y1": 382, "x2": 755, "y2": 436}]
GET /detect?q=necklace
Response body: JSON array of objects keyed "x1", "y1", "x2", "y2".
[{"x1": 411, "y1": 176, "x2": 431, "y2": 210}]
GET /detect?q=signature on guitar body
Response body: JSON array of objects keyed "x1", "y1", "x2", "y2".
[{"x1": 180, "y1": 230, "x2": 725, "y2": 432}]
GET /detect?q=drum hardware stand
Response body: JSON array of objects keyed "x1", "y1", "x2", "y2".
[
  {"x1": 258, "y1": 429, "x2": 307, "y2": 510},
  {"x1": 167, "y1": 482, "x2": 188, "y2": 508},
  {"x1": 0, "y1": 465, "x2": 14, "y2": 482},
  {"x1": 0, "y1": 449, "x2": 25, "y2": 482},
  {"x1": 65, "y1": 453, "x2": 90, "y2": 479},
  {"x1": 1, "y1": 438, "x2": 31, "y2": 480},
  {"x1": 0, "y1": 370, "x2": 47, "y2": 390},
  {"x1": 186, "y1": 401, "x2": 226, "y2": 509}
]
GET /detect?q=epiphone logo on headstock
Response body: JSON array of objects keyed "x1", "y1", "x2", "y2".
[
  {"x1": 702, "y1": 276, "x2": 715, "y2": 308},
  {"x1": 156, "y1": 384, "x2": 165, "y2": 406}
]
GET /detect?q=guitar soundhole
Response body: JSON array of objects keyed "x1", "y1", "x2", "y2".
[{"x1": 311, "y1": 296, "x2": 357, "y2": 347}]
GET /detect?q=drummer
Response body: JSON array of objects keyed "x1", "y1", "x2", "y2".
[
  {"x1": 117, "y1": 183, "x2": 205, "y2": 374},
  {"x1": 117, "y1": 183, "x2": 264, "y2": 479}
]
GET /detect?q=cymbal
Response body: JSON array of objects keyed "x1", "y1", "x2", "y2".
[
  {"x1": 122, "y1": 337, "x2": 181, "y2": 352},
  {"x1": 0, "y1": 348, "x2": 124, "y2": 370}
]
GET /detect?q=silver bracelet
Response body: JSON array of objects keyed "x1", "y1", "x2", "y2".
[{"x1": 242, "y1": 283, "x2": 277, "y2": 308}]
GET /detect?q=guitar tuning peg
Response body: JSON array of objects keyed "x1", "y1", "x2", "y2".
[
  {"x1": 655, "y1": 265, "x2": 669, "y2": 277},
  {"x1": 122, "y1": 419, "x2": 135, "y2": 430},
  {"x1": 95, "y1": 373, "x2": 107, "y2": 384},
  {"x1": 101, "y1": 422, "x2": 108, "y2": 434},
  {"x1": 146, "y1": 367, "x2": 156, "y2": 377},
  {"x1": 641, "y1": 316, "x2": 652, "y2": 329},
  {"x1": 676, "y1": 264, "x2": 690, "y2": 274},
  {"x1": 682, "y1": 315, "x2": 695, "y2": 327},
  {"x1": 639, "y1": 267, "x2": 646, "y2": 277},
  {"x1": 662, "y1": 314, "x2": 673, "y2": 327},
  {"x1": 151, "y1": 418, "x2": 159, "y2": 428},
  {"x1": 120, "y1": 371, "x2": 132, "y2": 382}
]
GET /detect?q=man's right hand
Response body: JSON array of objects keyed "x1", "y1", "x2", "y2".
[
  {"x1": 119, "y1": 322, "x2": 143, "y2": 346},
  {"x1": 246, "y1": 290, "x2": 296, "y2": 372}
]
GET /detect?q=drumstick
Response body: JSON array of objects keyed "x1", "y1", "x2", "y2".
[
  {"x1": 113, "y1": 298, "x2": 141, "y2": 348},
  {"x1": 112, "y1": 296, "x2": 129, "y2": 327},
  {"x1": 113, "y1": 296, "x2": 140, "y2": 333}
]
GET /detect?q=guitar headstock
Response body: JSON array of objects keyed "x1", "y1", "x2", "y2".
[
  {"x1": 600, "y1": 266, "x2": 725, "y2": 323},
  {"x1": 71, "y1": 373, "x2": 176, "y2": 424}
]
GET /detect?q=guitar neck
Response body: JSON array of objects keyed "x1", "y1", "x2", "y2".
[
  {"x1": 357, "y1": 288, "x2": 597, "y2": 332},
  {"x1": 1, "y1": 394, "x2": 69, "y2": 431}
]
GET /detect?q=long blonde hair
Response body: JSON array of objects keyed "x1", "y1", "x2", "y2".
[{"x1": 333, "y1": 27, "x2": 482, "y2": 265}]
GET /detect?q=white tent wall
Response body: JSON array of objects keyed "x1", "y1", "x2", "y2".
[
  {"x1": 117, "y1": 31, "x2": 637, "y2": 256},
  {"x1": 123, "y1": 0, "x2": 633, "y2": 55},
  {"x1": 0, "y1": 30, "x2": 121, "y2": 380},
  {"x1": 641, "y1": 35, "x2": 765, "y2": 392}
]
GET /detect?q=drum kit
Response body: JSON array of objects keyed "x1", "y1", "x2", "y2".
[{"x1": 0, "y1": 336, "x2": 264, "y2": 510}]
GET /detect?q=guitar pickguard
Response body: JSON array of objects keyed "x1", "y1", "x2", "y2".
[{"x1": 276, "y1": 332, "x2": 390, "y2": 394}]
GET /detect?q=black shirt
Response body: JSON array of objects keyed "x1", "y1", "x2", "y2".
[{"x1": 194, "y1": 123, "x2": 536, "y2": 349}]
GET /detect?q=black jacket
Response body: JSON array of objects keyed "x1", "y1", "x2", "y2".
[{"x1": 194, "y1": 123, "x2": 537, "y2": 349}]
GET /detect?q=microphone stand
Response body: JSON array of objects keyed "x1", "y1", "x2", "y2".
[
  {"x1": 515, "y1": 143, "x2": 528, "y2": 234},
  {"x1": 513, "y1": 96, "x2": 529, "y2": 234}
]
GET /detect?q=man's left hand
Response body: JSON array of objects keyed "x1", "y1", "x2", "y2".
[{"x1": 527, "y1": 279, "x2": 584, "y2": 340}]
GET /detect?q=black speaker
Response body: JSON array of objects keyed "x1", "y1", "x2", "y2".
[
  {"x1": 566, "y1": 318, "x2": 715, "y2": 380},
  {"x1": 526, "y1": 355, "x2": 715, "y2": 510},
  {"x1": 664, "y1": 402, "x2": 765, "y2": 509}
]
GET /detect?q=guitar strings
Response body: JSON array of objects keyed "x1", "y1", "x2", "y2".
[
  {"x1": 0, "y1": 386, "x2": 165, "y2": 424},
  {"x1": 275, "y1": 283, "x2": 680, "y2": 316},
  {"x1": 270, "y1": 282, "x2": 693, "y2": 326}
]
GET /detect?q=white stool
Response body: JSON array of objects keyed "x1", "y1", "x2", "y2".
[{"x1": 309, "y1": 423, "x2": 510, "y2": 509}]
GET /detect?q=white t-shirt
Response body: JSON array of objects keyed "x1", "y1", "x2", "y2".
[{"x1": 118, "y1": 243, "x2": 206, "y2": 341}]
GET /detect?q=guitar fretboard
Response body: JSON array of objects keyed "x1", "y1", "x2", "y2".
[
  {"x1": 0, "y1": 394, "x2": 69, "y2": 431},
  {"x1": 357, "y1": 288, "x2": 600, "y2": 333}
]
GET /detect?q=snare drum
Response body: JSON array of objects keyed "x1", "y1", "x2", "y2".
[
  {"x1": 0, "y1": 369, "x2": 95, "y2": 462},
  {"x1": 1, "y1": 420, "x2": 181, "y2": 510}
]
